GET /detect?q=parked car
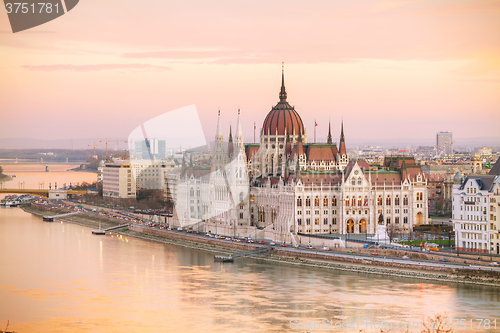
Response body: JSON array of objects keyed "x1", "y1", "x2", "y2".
[
  {"x1": 402, "y1": 255, "x2": 409, "y2": 259},
  {"x1": 323, "y1": 247, "x2": 330, "y2": 251},
  {"x1": 270, "y1": 242, "x2": 276, "y2": 246},
  {"x1": 438, "y1": 258, "x2": 447, "y2": 262},
  {"x1": 259, "y1": 241, "x2": 266, "y2": 244},
  {"x1": 281, "y1": 243, "x2": 287, "y2": 247},
  {"x1": 489, "y1": 262, "x2": 499, "y2": 266}
]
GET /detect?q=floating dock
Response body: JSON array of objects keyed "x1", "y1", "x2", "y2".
[
  {"x1": 43, "y1": 211, "x2": 81, "y2": 222},
  {"x1": 214, "y1": 256, "x2": 234, "y2": 262}
]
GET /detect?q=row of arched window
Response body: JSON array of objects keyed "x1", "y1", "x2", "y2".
[{"x1": 297, "y1": 196, "x2": 338, "y2": 207}]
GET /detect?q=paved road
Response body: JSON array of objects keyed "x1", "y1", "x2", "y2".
[{"x1": 129, "y1": 224, "x2": 500, "y2": 272}]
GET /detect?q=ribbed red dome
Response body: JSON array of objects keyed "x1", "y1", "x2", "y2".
[
  {"x1": 262, "y1": 101, "x2": 305, "y2": 136},
  {"x1": 262, "y1": 66, "x2": 305, "y2": 136}
]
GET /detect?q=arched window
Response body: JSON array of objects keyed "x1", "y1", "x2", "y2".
[
  {"x1": 332, "y1": 196, "x2": 337, "y2": 206},
  {"x1": 345, "y1": 196, "x2": 350, "y2": 206},
  {"x1": 364, "y1": 196, "x2": 368, "y2": 206},
  {"x1": 386, "y1": 196, "x2": 391, "y2": 205},
  {"x1": 351, "y1": 197, "x2": 356, "y2": 206},
  {"x1": 358, "y1": 196, "x2": 362, "y2": 206},
  {"x1": 395, "y1": 196, "x2": 400, "y2": 205},
  {"x1": 306, "y1": 197, "x2": 311, "y2": 206},
  {"x1": 403, "y1": 195, "x2": 408, "y2": 205},
  {"x1": 377, "y1": 196, "x2": 383, "y2": 206},
  {"x1": 323, "y1": 196, "x2": 328, "y2": 206},
  {"x1": 314, "y1": 196, "x2": 320, "y2": 206},
  {"x1": 297, "y1": 197, "x2": 302, "y2": 207}
]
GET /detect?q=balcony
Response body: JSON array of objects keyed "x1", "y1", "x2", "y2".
[{"x1": 464, "y1": 201, "x2": 475, "y2": 205}]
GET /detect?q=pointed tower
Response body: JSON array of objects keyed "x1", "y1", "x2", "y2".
[
  {"x1": 338, "y1": 120, "x2": 349, "y2": 171},
  {"x1": 235, "y1": 109, "x2": 244, "y2": 152},
  {"x1": 279, "y1": 62, "x2": 287, "y2": 102},
  {"x1": 327, "y1": 120, "x2": 333, "y2": 144},
  {"x1": 339, "y1": 120, "x2": 346, "y2": 155},
  {"x1": 213, "y1": 110, "x2": 226, "y2": 171},
  {"x1": 401, "y1": 156, "x2": 408, "y2": 180},
  {"x1": 227, "y1": 125, "x2": 233, "y2": 159}
]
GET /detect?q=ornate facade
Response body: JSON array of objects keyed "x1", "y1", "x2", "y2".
[{"x1": 173, "y1": 67, "x2": 428, "y2": 241}]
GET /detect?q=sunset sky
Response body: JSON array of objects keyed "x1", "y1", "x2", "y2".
[{"x1": 0, "y1": 0, "x2": 499, "y2": 148}]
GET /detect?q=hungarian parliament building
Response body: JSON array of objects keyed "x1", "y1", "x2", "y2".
[{"x1": 171, "y1": 68, "x2": 428, "y2": 241}]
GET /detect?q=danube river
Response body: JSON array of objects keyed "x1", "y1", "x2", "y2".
[{"x1": 1, "y1": 169, "x2": 500, "y2": 332}]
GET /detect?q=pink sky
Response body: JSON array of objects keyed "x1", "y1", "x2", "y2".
[{"x1": 0, "y1": 0, "x2": 499, "y2": 146}]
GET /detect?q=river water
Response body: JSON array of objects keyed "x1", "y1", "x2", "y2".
[{"x1": 0, "y1": 168, "x2": 499, "y2": 332}]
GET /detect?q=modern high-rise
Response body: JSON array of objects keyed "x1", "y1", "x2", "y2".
[
  {"x1": 436, "y1": 131, "x2": 453, "y2": 155},
  {"x1": 133, "y1": 139, "x2": 166, "y2": 160}
]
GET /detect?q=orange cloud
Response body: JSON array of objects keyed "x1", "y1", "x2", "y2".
[{"x1": 22, "y1": 64, "x2": 172, "y2": 72}]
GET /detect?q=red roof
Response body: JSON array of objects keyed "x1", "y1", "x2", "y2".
[
  {"x1": 262, "y1": 101, "x2": 305, "y2": 136},
  {"x1": 306, "y1": 145, "x2": 336, "y2": 162},
  {"x1": 245, "y1": 145, "x2": 259, "y2": 160},
  {"x1": 300, "y1": 173, "x2": 342, "y2": 186}
]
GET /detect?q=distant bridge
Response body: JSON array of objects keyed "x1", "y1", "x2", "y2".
[
  {"x1": 0, "y1": 189, "x2": 87, "y2": 198},
  {"x1": 0, "y1": 160, "x2": 88, "y2": 165}
]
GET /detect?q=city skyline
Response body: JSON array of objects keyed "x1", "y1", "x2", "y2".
[{"x1": 1, "y1": 0, "x2": 499, "y2": 144}]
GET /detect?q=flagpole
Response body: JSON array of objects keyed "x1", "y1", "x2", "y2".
[
  {"x1": 254, "y1": 122, "x2": 256, "y2": 143},
  {"x1": 314, "y1": 119, "x2": 316, "y2": 143}
]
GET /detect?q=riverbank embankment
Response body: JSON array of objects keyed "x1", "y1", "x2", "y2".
[{"x1": 21, "y1": 204, "x2": 500, "y2": 287}]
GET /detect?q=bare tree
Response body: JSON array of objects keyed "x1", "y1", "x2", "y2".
[{"x1": 387, "y1": 222, "x2": 398, "y2": 243}]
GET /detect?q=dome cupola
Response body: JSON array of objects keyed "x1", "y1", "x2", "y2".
[{"x1": 261, "y1": 64, "x2": 305, "y2": 137}]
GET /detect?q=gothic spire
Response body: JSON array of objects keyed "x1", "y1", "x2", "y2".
[
  {"x1": 279, "y1": 62, "x2": 287, "y2": 102},
  {"x1": 339, "y1": 119, "x2": 347, "y2": 155},
  {"x1": 327, "y1": 120, "x2": 332, "y2": 144},
  {"x1": 340, "y1": 119, "x2": 345, "y2": 142},
  {"x1": 227, "y1": 124, "x2": 233, "y2": 158},
  {"x1": 236, "y1": 109, "x2": 243, "y2": 140},
  {"x1": 216, "y1": 109, "x2": 223, "y2": 140}
]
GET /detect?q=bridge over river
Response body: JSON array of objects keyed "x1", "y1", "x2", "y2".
[{"x1": 0, "y1": 188, "x2": 87, "y2": 198}]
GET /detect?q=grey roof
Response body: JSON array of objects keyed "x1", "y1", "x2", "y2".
[
  {"x1": 489, "y1": 158, "x2": 500, "y2": 176},
  {"x1": 461, "y1": 175, "x2": 497, "y2": 191}
]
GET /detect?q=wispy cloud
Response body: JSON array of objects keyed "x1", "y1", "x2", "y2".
[
  {"x1": 122, "y1": 50, "x2": 246, "y2": 59},
  {"x1": 22, "y1": 63, "x2": 171, "y2": 72},
  {"x1": 122, "y1": 50, "x2": 356, "y2": 65}
]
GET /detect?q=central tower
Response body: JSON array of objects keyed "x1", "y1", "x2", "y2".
[{"x1": 256, "y1": 64, "x2": 307, "y2": 177}]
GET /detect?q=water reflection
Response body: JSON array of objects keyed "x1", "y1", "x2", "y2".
[{"x1": 0, "y1": 206, "x2": 499, "y2": 333}]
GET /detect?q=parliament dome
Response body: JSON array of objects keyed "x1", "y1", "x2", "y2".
[{"x1": 261, "y1": 67, "x2": 305, "y2": 136}]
